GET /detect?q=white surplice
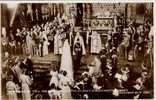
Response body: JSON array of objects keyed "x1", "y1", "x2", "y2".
[{"x1": 91, "y1": 31, "x2": 102, "y2": 54}]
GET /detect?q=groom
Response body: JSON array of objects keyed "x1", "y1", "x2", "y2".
[{"x1": 73, "y1": 32, "x2": 86, "y2": 72}]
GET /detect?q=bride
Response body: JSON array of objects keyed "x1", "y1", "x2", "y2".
[
  {"x1": 60, "y1": 39, "x2": 73, "y2": 80},
  {"x1": 59, "y1": 39, "x2": 73, "y2": 99}
]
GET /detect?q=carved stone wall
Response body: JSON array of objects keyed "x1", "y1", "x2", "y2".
[{"x1": 92, "y1": 3, "x2": 126, "y2": 17}]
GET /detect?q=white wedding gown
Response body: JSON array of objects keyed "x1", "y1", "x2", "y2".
[{"x1": 60, "y1": 39, "x2": 73, "y2": 81}]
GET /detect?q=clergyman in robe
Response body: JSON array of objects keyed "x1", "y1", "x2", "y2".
[{"x1": 90, "y1": 31, "x2": 102, "y2": 54}]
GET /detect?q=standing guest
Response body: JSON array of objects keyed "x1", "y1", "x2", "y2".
[
  {"x1": 1, "y1": 37, "x2": 9, "y2": 55},
  {"x1": 38, "y1": 31, "x2": 44, "y2": 57},
  {"x1": 134, "y1": 25, "x2": 146, "y2": 60},
  {"x1": 23, "y1": 55, "x2": 33, "y2": 78},
  {"x1": 100, "y1": 48, "x2": 107, "y2": 75},
  {"x1": 35, "y1": 9, "x2": 39, "y2": 22},
  {"x1": 31, "y1": 29, "x2": 38, "y2": 56},
  {"x1": 20, "y1": 69, "x2": 32, "y2": 100},
  {"x1": 132, "y1": 28, "x2": 139, "y2": 60},
  {"x1": 143, "y1": 25, "x2": 150, "y2": 41},
  {"x1": 22, "y1": 40, "x2": 27, "y2": 55},
  {"x1": 1, "y1": 27, "x2": 9, "y2": 54},
  {"x1": 148, "y1": 26, "x2": 153, "y2": 70},
  {"x1": 43, "y1": 38, "x2": 50, "y2": 56},
  {"x1": 16, "y1": 42, "x2": 22, "y2": 55},
  {"x1": 26, "y1": 31, "x2": 31, "y2": 55},
  {"x1": 128, "y1": 20, "x2": 136, "y2": 49},
  {"x1": 111, "y1": 49, "x2": 118, "y2": 76},
  {"x1": 2, "y1": 52, "x2": 10, "y2": 96},
  {"x1": 33, "y1": 28, "x2": 40, "y2": 56},
  {"x1": 11, "y1": 60, "x2": 23, "y2": 84},
  {"x1": 86, "y1": 27, "x2": 92, "y2": 52},
  {"x1": 105, "y1": 31, "x2": 113, "y2": 54},
  {"x1": 71, "y1": 12, "x2": 76, "y2": 27},
  {"x1": 15, "y1": 29, "x2": 22, "y2": 43},
  {"x1": 118, "y1": 29, "x2": 130, "y2": 59},
  {"x1": 90, "y1": 31, "x2": 102, "y2": 54},
  {"x1": 6, "y1": 75, "x2": 18, "y2": 100},
  {"x1": 15, "y1": 29, "x2": 23, "y2": 54},
  {"x1": 9, "y1": 40, "x2": 16, "y2": 55},
  {"x1": 112, "y1": 27, "x2": 120, "y2": 48},
  {"x1": 54, "y1": 30, "x2": 63, "y2": 55},
  {"x1": 21, "y1": 27, "x2": 27, "y2": 41},
  {"x1": 69, "y1": 26, "x2": 75, "y2": 53},
  {"x1": 26, "y1": 29, "x2": 35, "y2": 56},
  {"x1": 47, "y1": 31, "x2": 54, "y2": 53}
]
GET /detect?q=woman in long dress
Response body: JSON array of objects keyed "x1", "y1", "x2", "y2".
[
  {"x1": 54, "y1": 30, "x2": 63, "y2": 55},
  {"x1": 6, "y1": 75, "x2": 18, "y2": 100},
  {"x1": 43, "y1": 38, "x2": 50, "y2": 56},
  {"x1": 26, "y1": 31, "x2": 35, "y2": 56},
  {"x1": 60, "y1": 39, "x2": 73, "y2": 80},
  {"x1": 20, "y1": 70, "x2": 32, "y2": 100},
  {"x1": 26, "y1": 32, "x2": 32, "y2": 55}
]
